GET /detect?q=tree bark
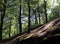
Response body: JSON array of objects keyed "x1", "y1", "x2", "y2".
[
  {"x1": 18, "y1": 0, "x2": 22, "y2": 35},
  {"x1": 0, "y1": 0, "x2": 7, "y2": 42},
  {"x1": 28, "y1": 0, "x2": 31, "y2": 33},
  {"x1": 16, "y1": 18, "x2": 60, "y2": 44},
  {"x1": 44, "y1": 0, "x2": 48, "y2": 23},
  {"x1": 38, "y1": 0, "x2": 40, "y2": 24}
]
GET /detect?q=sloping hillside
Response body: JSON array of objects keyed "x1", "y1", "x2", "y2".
[{"x1": 2, "y1": 18, "x2": 60, "y2": 44}]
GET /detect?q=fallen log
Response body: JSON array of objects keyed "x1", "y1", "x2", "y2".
[
  {"x1": 20, "y1": 18, "x2": 60, "y2": 39},
  {"x1": 2, "y1": 18, "x2": 60, "y2": 44},
  {"x1": 17, "y1": 18, "x2": 60, "y2": 44}
]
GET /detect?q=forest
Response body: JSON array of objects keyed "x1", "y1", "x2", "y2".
[{"x1": 0, "y1": 0, "x2": 60, "y2": 44}]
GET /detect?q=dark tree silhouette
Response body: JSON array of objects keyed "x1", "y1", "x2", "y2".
[
  {"x1": 44, "y1": 0, "x2": 48, "y2": 23},
  {"x1": 28, "y1": 0, "x2": 31, "y2": 33},
  {"x1": 9, "y1": 20, "x2": 11, "y2": 37},
  {"x1": 18, "y1": 0, "x2": 22, "y2": 35},
  {"x1": 0, "y1": 0, "x2": 7, "y2": 42},
  {"x1": 0, "y1": 11, "x2": 2, "y2": 43},
  {"x1": 35, "y1": 10, "x2": 38, "y2": 24},
  {"x1": 38, "y1": 0, "x2": 40, "y2": 24}
]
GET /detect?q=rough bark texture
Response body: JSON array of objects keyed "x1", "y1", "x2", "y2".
[{"x1": 2, "y1": 18, "x2": 60, "y2": 44}]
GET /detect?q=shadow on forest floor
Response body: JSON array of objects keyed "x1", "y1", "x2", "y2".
[
  {"x1": 16, "y1": 18, "x2": 60, "y2": 44},
  {"x1": 16, "y1": 34, "x2": 60, "y2": 44}
]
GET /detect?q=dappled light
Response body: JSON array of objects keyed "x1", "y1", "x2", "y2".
[{"x1": 0, "y1": 0, "x2": 60, "y2": 44}]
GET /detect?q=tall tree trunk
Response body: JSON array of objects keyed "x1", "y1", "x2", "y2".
[
  {"x1": 44, "y1": 0, "x2": 48, "y2": 23},
  {"x1": 0, "y1": 11, "x2": 2, "y2": 43},
  {"x1": 28, "y1": 0, "x2": 31, "y2": 33},
  {"x1": 0, "y1": 0, "x2": 7, "y2": 42},
  {"x1": 38, "y1": 9, "x2": 40, "y2": 24},
  {"x1": 18, "y1": 0, "x2": 22, "y2": 35},
  {"x1": 9, "y1": 21, "x2": 11, "y2": 37},
  {"x1": 35, "y1": 13, "x2": 38, "y2": 25},
  {"x1": 38, "y1": 0, "x2": 40, "y2": 24},
  {"x1": 33, "y1": 9, "x2": 38, "y2": 25}
]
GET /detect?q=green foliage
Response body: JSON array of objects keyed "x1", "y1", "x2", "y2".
[
  {"x1": 1, "y1": 0, "x2": 60, "y2": 40},
  {"x1": 48, "y1": 5, "x2": 60, "y2": 21}
]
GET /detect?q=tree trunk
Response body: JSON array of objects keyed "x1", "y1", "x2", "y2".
[
  {"x1": 0, "y1": 0, "x2": 7, "y2": 42},
  {"x1": 0, "y1": 11, "x2": 3, "y2": 43},
  {"x1": 9, "y1": 21, "x2": 11, "y2": 37},
  {"x1": 18, "y1": 0, "x2": 22, "y2": 35},
  {"x1": 28, "y1": 0, "x2": 31, "y2": 33},
  {"x1": 35, "y1": 13, "x2": 38, "y2": 24},
  {"x1": 44, "y1": 0, "x2": 48, "y2": 23},
  {"x1": 33, "y1": 9, "x2": 38, "y2": 25},
  {"x1": 38, "y1": 0, "x2": 40, "y2": 24}
]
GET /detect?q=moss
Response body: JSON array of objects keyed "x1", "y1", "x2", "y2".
[{"x1": 48, "y1": 26, "x2": 53, "y2": 30}]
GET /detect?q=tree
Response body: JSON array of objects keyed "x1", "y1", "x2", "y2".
[
  {"x1": 51, "y1": 5, "x2": 60, "y2": 20},
  {"x1": 28, "y1": 0, "x2": 31, "y2": 33},
  {"x1": 18, "y1": 0, "x2": 22, "y2": 35},
  {"x1": 33, "y1": 9, "x2": 38, "y2": 25},
  {"x1": 0, "y1": 0, "x2": 7, "y2": 42},
  {"x1": 44, "y1": 0, "x2": 48, "y2": 23},
  {"x1": 38, "y1": 0, "x2": 41, "y2": 24}
]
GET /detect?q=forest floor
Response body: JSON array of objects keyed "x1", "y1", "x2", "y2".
[{"x1": 1, "y1": 18, "x2": 60, "y2": 44}]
